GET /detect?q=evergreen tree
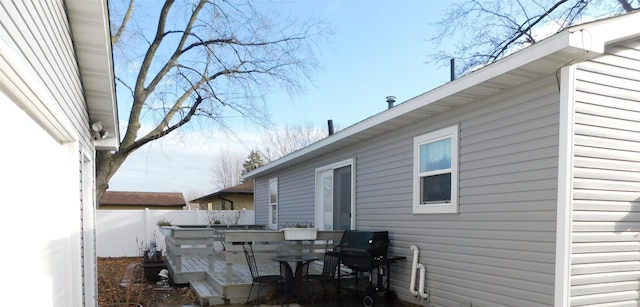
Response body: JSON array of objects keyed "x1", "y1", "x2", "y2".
[{"x1": 242, "y1": 150, "x2": 265, "y2": 175}]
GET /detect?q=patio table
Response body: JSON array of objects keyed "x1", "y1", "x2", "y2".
[{"x1": 271, "y1": 254, "x2": 318, "y2": 301}]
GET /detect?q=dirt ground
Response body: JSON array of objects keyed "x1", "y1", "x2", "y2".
[{"x1": 97, "y1": 257, "x2": 199, "y2": 306}]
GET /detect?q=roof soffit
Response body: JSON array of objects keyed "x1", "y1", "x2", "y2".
[{"x1": 66, "y1": 0, "x2": 119, "y2": 150}]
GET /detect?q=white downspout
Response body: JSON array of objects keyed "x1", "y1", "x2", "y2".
[{"x1": 409, "y1": 245, "x2": 429, "y2": 300}]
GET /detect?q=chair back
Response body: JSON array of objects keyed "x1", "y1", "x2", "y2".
[
  {"x1": 243, "y1": 243, "x2": 260, "y2": 279},
  {"x1": 322, "y1": 251, "x2": 340, "y2": 278}
]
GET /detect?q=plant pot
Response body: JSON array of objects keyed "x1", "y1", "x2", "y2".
[
  {"x1": 159, "y1": 226, "x2": 173, "y2": 237},
  {"x1": 143, "y1": 250, "x2": 162, "y2": 260},
  {"x1": 282, "y1": 227, "x2": 318, "y2": 240},
  {"x1": 141, "y1": 261, "x2": 167, "y2": 282}
]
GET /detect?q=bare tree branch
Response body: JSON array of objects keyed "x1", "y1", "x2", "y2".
[
  {"x1": 98, "y1": 0, "x2": 328, "y2": 200},
  {"x1": 489, "y1": 0, "x2": 570, "y2": 63},
  {"x1": 618, "y1": 0, "x2": 634, "y2": 11},
  {"x1": 427, "y1": 0, "x2": 637, "y2": 76},
  {"x1": 258, "y1": 122, "x2": 329, "y2": 162},
  {"x1": 210, "y1": 147, "x2": 243, "y2": 189},
  {"x1": 143, "y1": 1, "x2": 207, "y2": 100},
  {"x1": 111, "y1": 0, "x2": 135, "y2": 45}
]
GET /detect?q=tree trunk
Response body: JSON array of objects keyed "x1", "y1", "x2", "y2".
[{"x1": 96, "y1": 150, "x2": 129, "y2": 203}]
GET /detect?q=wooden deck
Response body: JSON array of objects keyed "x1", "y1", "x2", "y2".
[
  {"x1": 173, "y1": 252, "x2": 285, "y2": 284},
  {"x1": 164, "y1": 228, "x2": 345, "y2": 305}
]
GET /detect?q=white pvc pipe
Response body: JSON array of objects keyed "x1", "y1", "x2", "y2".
[
  {"x1": 417, "y1": 263, "x2": 429, "y2": 299},
  {"x1": 409, "y1": 245, "x2": 429, "y2": 300},
  {"x1": 409, "y1": 245, "x2": 419, "y2": 296}
]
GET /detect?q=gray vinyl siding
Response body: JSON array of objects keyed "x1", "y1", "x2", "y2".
[
  {"x1": 254, "y1": 179, "x2": 270, "y2": 226},
  {"x1": 255, "y1": 74, "x2": 561, "y2": 306},
  {"x1": 278, "y1": 167, "x2": 317, "y2": 225},
  {"x1": 570, "y1": 40, "x2": 640, "y2": 306},
  {"x1": 0, "y1": 1, "x2": 89, "y2": 140},
  {"x1": 378, "y1": 76, "x2": 559, "y2": 307},
  {"x1": 253, "y1": 166, "x2": 319, "y2": 227},
  {"x1": 278, "y1": 166, "x2": 315, "y2": 216}
]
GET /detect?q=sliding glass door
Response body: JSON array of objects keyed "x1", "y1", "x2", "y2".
[{"x1": 315, "y1": 159, "x2": 354, "y2": 230}]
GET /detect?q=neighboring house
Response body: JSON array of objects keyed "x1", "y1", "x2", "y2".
[
  {"x1": 244, "y1": 12, "x2": 640, "y2": 307},
  {"x1": 1, "y1": 1, "x2": 117, "y2": 306},
  {"x1": 191, "y1": 181, "x2": 255, "y2": 210},
  {"x1": 100, "y1": 191, "x2": 187, "y2": 210}
]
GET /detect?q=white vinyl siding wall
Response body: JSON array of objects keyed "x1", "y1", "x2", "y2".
[
  {"x1": 0, "y1": 1, "x2": 88, "y2": 138},
  {"x1": 570, "y1": 40, "x2": 640, "y2": 306},
  {"x1": 1, "y1": 1, "x2": 96, "y2": 306},
  {"x1": 254, "y1": 74, "x2": 561, "y2": 306}
]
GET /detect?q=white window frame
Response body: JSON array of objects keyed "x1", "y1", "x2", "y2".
[
  {"x1": 314, "y1": 158, "x2": 356, "y2": 230},
  {"x1": 268, "y1": 177, "x2": 278, "y2": 229},
  {"x1": 413, "y1": 125, "x2": 459, "y2": 214}
]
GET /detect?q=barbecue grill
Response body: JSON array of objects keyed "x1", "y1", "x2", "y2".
[
  {"x1": 338, "y1": 230, "x2": 389, "y2": 272},
  {"x1": 336, "y1": 230, "x2": 403, "y2": 307}
]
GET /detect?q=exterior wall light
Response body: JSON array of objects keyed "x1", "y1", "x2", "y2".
[
  {"x1": 91, "y1": 121, "x2": 108, "y2": 140},
  {"x1": 91, "y1": 121, "x2": 103, "y2": 132}
]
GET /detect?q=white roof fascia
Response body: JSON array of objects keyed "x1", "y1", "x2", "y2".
[
  {"x1": 244, "y1": 12, "x2": 640, "y2": 180},
  {"x1": 566, "y1": 11, "x2": 640, "y2": 49},
  {"x1": 66, "y1": 0, "x2": 120, "y2": 150}
]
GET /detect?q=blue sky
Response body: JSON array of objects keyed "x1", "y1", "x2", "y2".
[
  {"x1": 266, "y1": 0, "x2": 457, "y2": 127},
  {"x1": 108, "y1": 0, "x2": 458, "y2": 199}
]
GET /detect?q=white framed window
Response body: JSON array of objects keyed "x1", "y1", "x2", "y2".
[
  {"x1": 314, "y1": 158, "x2": 355, "y2": 231},
  {"x1": 413, "y1": 125, "x2": 459, "y2": 214},
  {"x1": 268, "y1": 177, "x2": 278, "y2": 229}
]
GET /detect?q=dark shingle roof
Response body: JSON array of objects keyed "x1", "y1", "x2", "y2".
[
  {"x1": 101, "y1": 191, "x2": 186, "y2": 207},
  {"x1": 190, "y1": 181, "x2": 253, "y2": 203}
]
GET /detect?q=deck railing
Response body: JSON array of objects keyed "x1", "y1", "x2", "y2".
[
  {"x1": 165, "y1": 226, "x2": 344, "y2": 284},
  {"x1": 223, "y1": 230, "x2": 344, "y2": 283}
]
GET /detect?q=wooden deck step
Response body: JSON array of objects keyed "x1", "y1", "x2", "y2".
[{"x1": 190, "y1": 279, "x2": 225, "y2": 306}]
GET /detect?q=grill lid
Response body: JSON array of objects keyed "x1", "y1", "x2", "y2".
[{"x1": 339, "y1": 230, "x2": 389, "y2": 252}]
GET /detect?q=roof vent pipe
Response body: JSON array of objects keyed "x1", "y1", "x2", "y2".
[
  {"x1": 327, "y1": 119, "x2": 334, "y2": 136},
  {"x1": 450, "y1": 58, "x2": 456, "y2": 81},
  {"x1": 386, "y1": 96, "x2": 396, "y2": 109}
]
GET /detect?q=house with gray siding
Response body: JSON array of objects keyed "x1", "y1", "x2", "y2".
[
  {"x1": 1, "y1": 1, "x2": 117, "y2": 306},
  {"x1": 244, "y1": 11, "x2": 640, "y2": 307}
]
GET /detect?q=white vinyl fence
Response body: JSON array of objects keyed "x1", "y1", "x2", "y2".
[{"x1": 96, "y1": 209, "x2": 255, "y2": 257}]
